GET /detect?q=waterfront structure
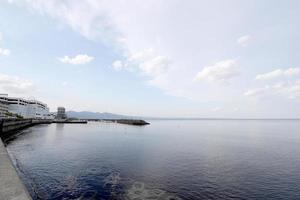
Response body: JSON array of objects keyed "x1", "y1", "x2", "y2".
[
  {"x1": 0, "y1": 95, "x2": 50, "y2": 119},
  {"x1": 45, "y1": 113, "x2": 56, "y2": 120},
  {"x1": 27, "y1": 99, "x2": 50, "y2": 119},
  {"x1": 0, "y1": 94, "x2": 8, "y2": 118},
  {"x1": 7, "y1": 97, "x2": 29, "y2": 118},
  {"x1": 56, "y1": 107, "x2": 67, "y2": 119}
]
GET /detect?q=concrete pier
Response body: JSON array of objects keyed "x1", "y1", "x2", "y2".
[{"x1": 0, "y1": 139, "x2": 31, "y2": 200}]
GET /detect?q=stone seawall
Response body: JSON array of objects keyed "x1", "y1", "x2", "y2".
[
  {"x1": 0, "y1": 119, "x2": 32, "y2": 134},
  {"x1": 0, "y1": 118, "x2": 52, "y2": 136}
]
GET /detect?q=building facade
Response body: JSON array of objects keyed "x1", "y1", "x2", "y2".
[
  {"x1": 0, "y1": 94, "x2": 8, "y2": 118},
  {"x1": 56, "y1": 107, "x2": 67, "y2": 119},
  {"x1": 1, "y1": 95, "x2": 50, "y2": 119},
  {"x1": 7, "y1": 97, "x2": 29, "y2": 118},
  {"x1": 27, "y1": 100, "x2": 50, "y2": 119}
]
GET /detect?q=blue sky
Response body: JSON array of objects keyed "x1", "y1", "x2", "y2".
[{"x1": 0, "y1": 0, "x2": 300, "y2": 118}]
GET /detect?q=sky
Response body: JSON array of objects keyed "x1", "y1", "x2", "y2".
[{"x1": 0, "y1": 0, "x2": 300, "y2": 118}]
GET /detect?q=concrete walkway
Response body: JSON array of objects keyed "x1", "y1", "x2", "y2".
[{"x1": 0, "y1": 139, "x2": 31, "y2": 200}]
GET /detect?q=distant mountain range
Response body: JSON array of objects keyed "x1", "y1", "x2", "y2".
[
  {"x1": 65, "y1": 111, "x2": 300, "y2": 120},
  {"x1": 66, "y1": 111, "x2": 135, "y2": 119}
]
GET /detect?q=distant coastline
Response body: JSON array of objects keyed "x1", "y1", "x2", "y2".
[
  {"x1": 145, "y1": 118, "x2": 300, "y2": 120},
  {"x1": 66, "y1": 110, "x2": 300, "y2": 121}
]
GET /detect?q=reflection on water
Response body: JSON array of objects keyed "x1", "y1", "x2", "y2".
[
  {"x1": 102, "y1": 171, "x2": 181, "y2": 200},
  {"x1": 125, "y1": 181, "x2": 181, "y2": 200},
  {"x1": 4, "y1": 120, "x2": 300, "y2": 199}
]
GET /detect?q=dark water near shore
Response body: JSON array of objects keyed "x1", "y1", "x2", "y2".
[{"x1": 4, "y1": 120, "x2": 300, "y2": 200}]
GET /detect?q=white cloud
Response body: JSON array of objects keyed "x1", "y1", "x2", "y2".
[
  {"x1": 7, "y1": 0, "x2": 118, "y2": 43},
  {"x1": 233, "y1": 107, "x2": 239, "y2": 112},
  {"x1": 61, "y1": 81, "x2": 69, "y2": 87},
  {"x1": 237, "y1": 35, "x2": 251, "y2": 47},
  {"x1": 128, "y1": 48, "x2": 155, "y2": 63},
  {"x1": 256, "y1": 68, "x2": 300, "y2": 80},
  {"x1": 11, "y1": 0, "x2": 300, "y2": 117},
  {"x1": 8, "y1": 1, "x2": 171, "y2": 86},
  {"x1": 244, "y1": 86, "x2": 270, "y2": 97},
  {"x1": 272, "y1": 81, "x2": 300, "y2": 99},
  {"x1": 0, "y1": 74, "x2": 35, "y2": 94},
  {"x1": 195, "y1": 59, "x2": 239, "y2": 83},
  {"x1": 0, "y1": 32, "x2": 11, "y2": 56},
  {"x1": 212, "y1": 107, "x2": 222, "y2": 112},
  {"x1": 138, "y1": 55, "x2": 169, "y2": 76},
  {"x1": 256, "y1": 69, "x2": 283, "y2": 80},
  {"x1": 9, "y1": 0, "x2": 241, "y2": 102},
  {"x1": 112, "y1": 60, "x2": 124, "y2": 71},
  {"x1": 112, "y1": 48, "x2": 170, "y2": 83},
  {"x1": 59, "y1": 54, "x2": 94, "y2": 65},
  {"x1": 245, "y1": 81, "x2": 300, "y2": 99},
  {"x1": 0, "y1": 48, "x2": 10, "y2": 56}
]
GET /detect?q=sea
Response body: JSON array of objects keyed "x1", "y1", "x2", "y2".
[{"x1": 3, "y1": 119, "x2": 300, "y2": 200}]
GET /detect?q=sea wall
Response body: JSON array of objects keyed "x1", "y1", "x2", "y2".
[
  {"x1": 0, "y1": 131, "x2": 32, "y2": 200},
  {"x1": 0, "y1": 118, "x2": 52, "y2": 136},
  {"x1": 0, "y1": 119, "x2": 32, "y2": 134},
  {"x1": 0, "y1": 118, "x2": 52, "y2": 200}
]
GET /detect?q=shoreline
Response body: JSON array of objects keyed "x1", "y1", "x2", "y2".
[
  {"x1": 0, "y1": 118, "x2": 150, "y2": 199},
  {"x1": 0, "y1": 119, "x2": 52, "y2": 200},
  {"x1": 0, "y1": 136, "x2": 32, "y2": 200}
]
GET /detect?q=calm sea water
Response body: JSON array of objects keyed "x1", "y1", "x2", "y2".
[{"x1": 4, "y1": 120, "x2": 300, "y2": 200}]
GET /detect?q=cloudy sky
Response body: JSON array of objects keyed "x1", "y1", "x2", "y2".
[{"x1": 0, "y1": 0, "x2": 300, "y2": 118}]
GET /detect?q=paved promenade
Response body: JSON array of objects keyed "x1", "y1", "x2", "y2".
[{"x1": 0, "y1": 139, "x2": 31, "y2": 200}]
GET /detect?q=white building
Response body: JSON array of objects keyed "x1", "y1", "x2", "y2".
[
  {"x1": 27, "y1": 99, "x2": 50, "y2": 119},
  {"x1": 4, "y1": 95, "x2": 50, "y2": 119},
  {"x1": 7, "y1": 97, "x2": 29, "y2": 118},
  {"x1": 0, "y1": 94, "x2": 8, "y2": 118}
]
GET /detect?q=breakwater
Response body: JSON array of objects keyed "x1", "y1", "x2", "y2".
[
  {"x1": 53, "y1": 119, "x2": 88, "y2": 124},
  {"x1": 0, "y1": 118, "x2": 52, "y2": 200},
  {"x1": 115, "y1": 119, "x2": 150, "y2": 125},
  {"x1": 91, "y1": 119, "x2": 150, "y2": 125}
]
